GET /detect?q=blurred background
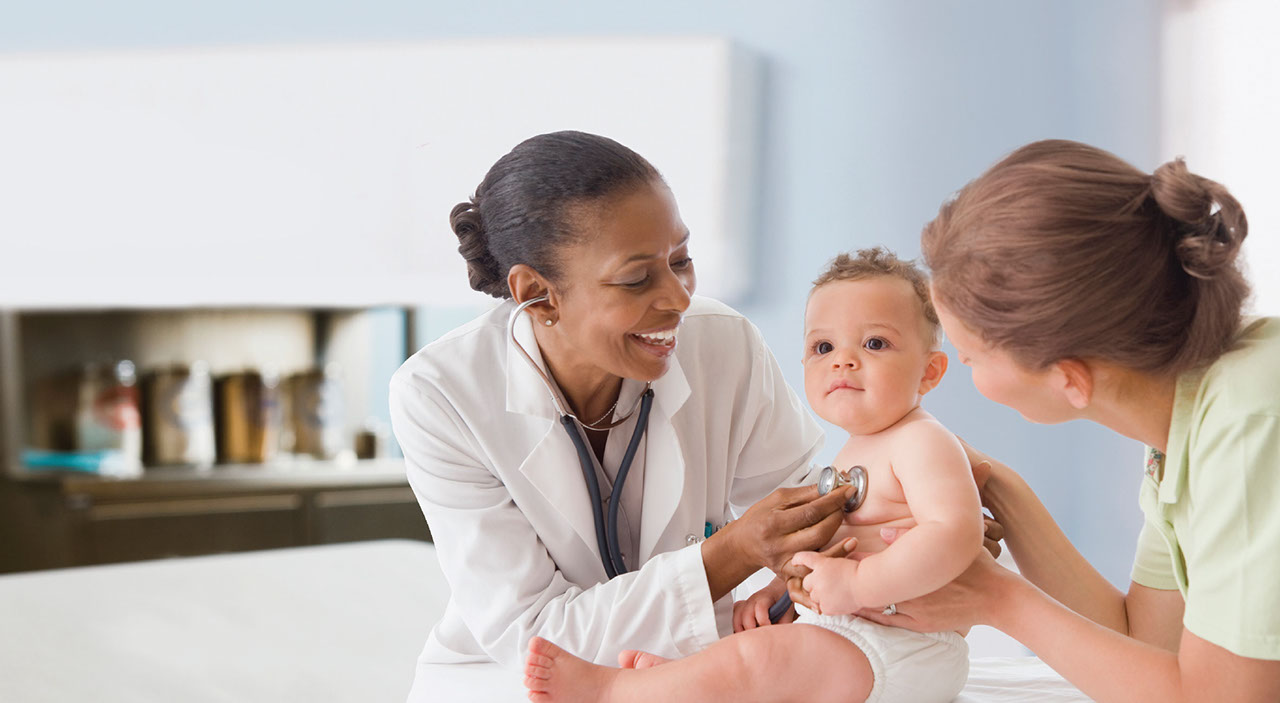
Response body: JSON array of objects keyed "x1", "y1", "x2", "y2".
[{"x1": 1, "y1": 0, "x2": 1276, "y2": 601}]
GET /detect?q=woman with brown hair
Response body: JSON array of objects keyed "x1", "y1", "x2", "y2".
[{"x1": 856, "y1": 139, "x2": 1280, "y2": 701}]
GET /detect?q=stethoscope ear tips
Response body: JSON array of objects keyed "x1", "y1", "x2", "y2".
[{"x1": 818, "y1": 465, "x2": 869, "y2": 512}]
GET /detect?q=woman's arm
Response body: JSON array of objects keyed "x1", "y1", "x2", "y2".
[
  {"x1": 991, "y1": 561, "x2": 1280, "y2": 703},
  {"x1": 862, "y1": 554, "x2": 1280, "y2": 702},
  {"x1": 973, "y1": 446, "x2": 1182, "y2": 645}
]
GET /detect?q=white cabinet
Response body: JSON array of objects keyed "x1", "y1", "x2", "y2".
[{"x1": 0, "y1": 38, "x2": 760, "y2": 309}]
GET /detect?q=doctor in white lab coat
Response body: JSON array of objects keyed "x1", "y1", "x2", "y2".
[{"x1": 390, "y1": 132, "x2": 852, "y2": 694}]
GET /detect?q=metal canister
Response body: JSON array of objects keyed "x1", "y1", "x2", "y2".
[
  {"x1": 286, "y1": 365, "x2": 344, "y2": 459},
  {"x1": 141, "y1": 363, "x2": 215, "y2": 468},
  {"x1": 214, "y1": 370, "x2": 280, "y2": 464}
]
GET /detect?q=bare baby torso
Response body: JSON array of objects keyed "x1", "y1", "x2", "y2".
[{"x1": 825, "y1": 413, "x2": 933, "y2": 554}]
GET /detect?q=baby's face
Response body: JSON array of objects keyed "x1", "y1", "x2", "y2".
[{"x1": 803, "y1": 276, "x2": 938, "y2": 435}]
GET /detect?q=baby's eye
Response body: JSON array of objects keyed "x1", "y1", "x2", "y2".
[
  {"x1": 814, "y1": 341, "x2": 834, "y2": 355},
  {"x1": 864, "y1": 337, "x2": 889, "y2": 351}
]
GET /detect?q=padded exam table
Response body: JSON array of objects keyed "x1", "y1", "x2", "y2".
[{"x1": 0, "y1": 540, "x2": 1093, "y2": 702}]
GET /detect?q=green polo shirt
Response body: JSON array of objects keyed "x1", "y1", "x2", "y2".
[{"x1": 1131, "y1": 317, "x2": 1280, "y2": 660}]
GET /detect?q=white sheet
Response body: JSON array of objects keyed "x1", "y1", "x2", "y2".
[
  {"x1": 0, "y1": 540, "x2": 446, "y2": 702},
  {"x1": 413, "y1": 657, "x2": 1094, "y2": 703},
  {"x1": 0, "y1": 540, "x2": 1093, "y2": 702}
]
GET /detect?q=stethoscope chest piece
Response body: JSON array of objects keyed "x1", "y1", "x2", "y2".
[{"x1": 818, "y1": 464, "x2": 869, "y2": 512}]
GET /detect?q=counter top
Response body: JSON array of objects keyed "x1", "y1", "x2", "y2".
[{"x1": 6, "y1": 457, "x2": 409, "y2": 500}]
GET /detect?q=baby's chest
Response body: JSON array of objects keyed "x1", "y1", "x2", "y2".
[{"x1": 832, "y1": 448, "x2": 909, "y2": 523}]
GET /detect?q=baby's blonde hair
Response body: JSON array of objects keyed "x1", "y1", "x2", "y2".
[{"x1": 812, "y1": 247, "x2": 943, "y2": 349}]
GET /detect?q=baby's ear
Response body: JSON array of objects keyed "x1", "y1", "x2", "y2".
[{"x1": 917, "y1": 350, "x2": 949, "y2": 395}]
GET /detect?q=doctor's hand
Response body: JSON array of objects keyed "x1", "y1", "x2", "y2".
[{"x1": 726, "y1": 484, "x2": 854, "y2": 575}]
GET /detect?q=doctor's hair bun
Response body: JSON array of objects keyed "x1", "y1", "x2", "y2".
[
  {"x1": 922, "y1": 139, "x2": 1251, "y2": 376},
  {"x1": 450, "y1": 131, "x2": 663, "y2": 300},
  {"x1": 1150, "y1": 157, "x2": 1248, "y2": 281},
  {"x1": 451, "y1": 199, "x2": 507, "y2": 298}
]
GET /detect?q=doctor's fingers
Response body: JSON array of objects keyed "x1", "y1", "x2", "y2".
[
  {"x1": 766, "y1": 484, "x2": 823, "y2": 509},
  {"x1": 780, "y1": 504, "x2": 847, "y2": 556},
  {"x1": 786, "y1": 576, "x2": 817, "y2": 612},
  {"x1": 778, "y1": 485, "x2": 854, "y2": 534},
  {"x1": 752, "y1": 598, "x2": 772, "y2": 628}
]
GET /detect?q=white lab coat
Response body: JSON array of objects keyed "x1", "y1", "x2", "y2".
[{"x1": 389, "y1": 296, "x2": 822, "y2": 683}]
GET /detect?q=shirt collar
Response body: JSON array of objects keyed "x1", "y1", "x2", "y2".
[{"x1": 1159, "y1": 365, "x2": 1206, "y2": 504}]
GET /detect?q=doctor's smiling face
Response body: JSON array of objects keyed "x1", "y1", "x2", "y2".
[{"x1": 527, "y1": 179, "x2": 695, "y2": 390}]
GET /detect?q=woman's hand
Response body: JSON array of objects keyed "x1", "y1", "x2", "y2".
[
  {"x1": 854, "y1": 547, "x2": 1016, "y2": 632},
  {"x1": 733, "y1": 580, "x2": 792, "y2": 632},
  {"x1": 725, "y1": 484, "x2": 854, "y2": 574}
]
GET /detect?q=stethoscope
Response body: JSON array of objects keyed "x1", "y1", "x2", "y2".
[
  {"x1": 509, "y1": 296, "x2": 653, "y2": 578},
  {"x1": 509, "y1": 297, "x2": 870, "y2": 606},
  {"x1": 767, "y1": 464, "x2": 869, "y2": 622}
]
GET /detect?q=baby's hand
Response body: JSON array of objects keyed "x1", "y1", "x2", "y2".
[
  {"x1": 790, "y1": 550, "x2": 862, "y2": 615},
  {"x1": 733, "y1": 581, "x2": 790, "y2": 632}
]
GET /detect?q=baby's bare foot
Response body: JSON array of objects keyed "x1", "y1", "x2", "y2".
[
  {"x1": 618, "y1": 649, "x2": 670, "y2": 670},
  {"x1": 525, "y1": 637, "x2": 620, "y2": 703}
]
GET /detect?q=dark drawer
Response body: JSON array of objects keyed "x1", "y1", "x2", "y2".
[
  {"x1": 310, "y1": 487, "x2": 430, "y2": 544},
  {"x1": 79, "y1": 494, "x2": 303, "y2": 564}
]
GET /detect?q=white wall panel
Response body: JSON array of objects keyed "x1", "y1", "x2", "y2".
[{"x1": 0, "y1": 38, "x2": 759, "y2": 308}]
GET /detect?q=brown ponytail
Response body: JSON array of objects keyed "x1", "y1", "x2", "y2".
[{"x1": 922, "y1": 139, "x2": 1251, "y2": 376}]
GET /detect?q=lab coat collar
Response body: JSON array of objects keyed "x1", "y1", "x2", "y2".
[{"x1": 506, "y1": 300, "x2": 693, "y2": 570}]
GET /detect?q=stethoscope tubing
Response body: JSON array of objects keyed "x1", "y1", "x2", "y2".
[
  {"x1": 509, "y1": 295, "x2": 656, "y2": 579},
  {"x1": 606, "y1": 389, "x2": 654, "y2": 576},
  {"x1": 560, "y1": 390, "x2": 653, "y2": 579}
]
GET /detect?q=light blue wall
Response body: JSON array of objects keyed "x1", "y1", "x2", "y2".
[{"x1": 3, "y1": 0, "x2": 1162, "y2": 586}]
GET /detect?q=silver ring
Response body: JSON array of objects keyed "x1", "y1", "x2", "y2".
[{"x1": 882, "y1": 603, "x2": 897, "y2": 616}]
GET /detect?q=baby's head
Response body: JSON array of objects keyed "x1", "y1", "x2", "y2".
[{"x1": 803, "y1": 247, "x2": 947, "y2": 435}]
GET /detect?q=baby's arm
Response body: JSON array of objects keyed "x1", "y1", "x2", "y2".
[{"x1": 846, "y1": 422, "x2": 984, "y2": 607}]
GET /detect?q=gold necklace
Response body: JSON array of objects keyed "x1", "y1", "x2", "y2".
[{"x1": 582, "y1": 399, "x2": 619, "y2": 431}]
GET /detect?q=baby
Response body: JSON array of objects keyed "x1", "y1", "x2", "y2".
[{"x1": 524, "y1": 247, "x2": 983, "y2": 703}]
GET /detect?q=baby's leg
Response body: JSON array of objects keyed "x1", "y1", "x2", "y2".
[
  {"x1": 618, "y1": 649, "x2": 669, "y2": 669},
  {"x1": 525, "y1": 623, "x2": 873, "y2": 703}
]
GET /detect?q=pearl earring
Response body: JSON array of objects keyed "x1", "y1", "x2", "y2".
[{"x1": 544, "y1": 319, "x2": 554, "y2": 327}]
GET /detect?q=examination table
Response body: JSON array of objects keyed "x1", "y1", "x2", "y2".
[{"x1": 0, "y1": 540, "x2": 1093, "y2": 701}]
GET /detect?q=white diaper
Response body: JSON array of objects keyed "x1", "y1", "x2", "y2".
[{"x1": 794, "y1": 605, "x2": 969, "y2": 703}]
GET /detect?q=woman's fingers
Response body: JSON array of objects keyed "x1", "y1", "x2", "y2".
[
  {"x1": 983, "y1": 516, "x2": 1005, "y2": 543},
  {"x1": 983, "y1": 516, "x2": 1004, "y2": 558},
  {"x1": 956, "y1": 437, "x2": 997, "y2": 490},
  {"x1": 855, "y1": 607, "x2": 921, "y2": 631}
]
